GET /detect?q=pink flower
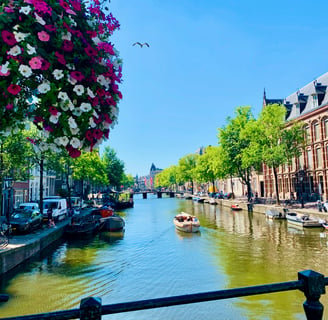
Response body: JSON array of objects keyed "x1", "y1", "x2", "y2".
[
  {"x1": 85, "y1": 130, "x2": 94, "y2": 142},
  {"x1": 38, "y1": 31, "x2": 50, "y2": 41},
  {"x1": 2, "y1": 30, "x2": 17, "y2": 46},
  {"x1": 33, "y1": 116, "x2": 44, "y2": 123},
  {"x1": 70, "y1": 71, "x2": 84, "y2": 81},
  {"x1": 48, "y1": 106, "x2": 58, "y2": 115},
  {"x1": 66, "y1": 145, "x2": 81, "y2": 158},
  {"x1": 44, "y1": 25, "x2": 57, "y2": 32},
  {"x1": 84, "y1": 46, "x2": 97, "y2": 57},
  {"x1": 40, "y1": 58, "x2": 51, "y2": 70},
  {"x1": 59, "y1": 0, "x2": 70, "y2": 11},
  {"x1": 5, "y1": 104, "x2": 13, "y2": 110},
  {"x1": 93, "y1": 129, "x2": 103, "y2": 139},
  {"x1": 7, "y1": 84, "x2": 21, "y2": 95},
  {"x1": 62, "y1": 40, "x2": 74, "y2": 51},
  {"x1": 29, "y1": 56, "x2": 42, "y2": 69},
  {"x1": 69, "y1": 0, "x2": 81, "y2": 11},
  {"x1": 55, "y1": 51, "x2": 66, "y2": 65},
  {"x1": 0, "y1": 66, "x2": 10, "y2": 76},
  {"x1": 103, "y1": 114, "x2": 112, "y2": 124}
]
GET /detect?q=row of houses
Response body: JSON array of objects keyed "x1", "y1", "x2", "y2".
[{"x1": 216, "y1": 72, "x2": 328, "y2": 202}]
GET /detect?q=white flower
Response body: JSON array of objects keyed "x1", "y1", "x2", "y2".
[
  {"x1": 68, "y1": 100, "x2": 75, "y2": 111},
  {"x1": 72, "y1": 108, "x2": 82, "y2": 117},
  {"x1": 53, "y1": 69, "x2": 64, "y2": 80},
  {"x1": 87, "y1": 88, "x2": 95, "y2": 98},
  {"x1": 14, "y1": 32, "x2": 30, "y2": 42},
  {"x1": 26, "y1": 44, "x2": 36, "y2": 55},
  {"x1": 54, "y1": 136, "x2": 69, "y2": 146},
  {"x1": 69, "y1": 17, "x2": 77, "y2": 27},
  {"x1": 110, "y1": 105, "x2": 118, "y2": 116},
  {"x1": 61, "y1": 32, "x2": 72, "y2": 41},
  {"x1": 80, "y1": 103, "x2": 92, "y2": 112},
  {"x1": 60, "y1": 100, "x2": 69, "y2": 111},
  {"x1": 58, "y1": 92, "x2": 69, "y2": 100},
  {"x1": 39, "y1": 142, "x2": 48, "y2": 152},
  {"x1": 18, "y1": 65, "x2": 32, "y2": 78},
  {"x1": 1, "y1": 62, "x2": 10, "y2": 74},
  {"x1": 70, "y1": 127, "x2": 80, "y2": 135},
  {"x1": 8, "y1": 45, "x2": 22, "y2": 56},
  {"x1": 89, "y1": 117, "x2": 96, "y2": 128},
  {"x1": 34, "y1": 13, "x2": 45, "y2": 25},
  {"x1": 70, "y1": 137, "x2": 81, "y2": 149},
  {"x1": 73, "y1": 85, "x2": 84, "y2": 96},
  {"x1": 38, "y1": 82, "x2": 51, "y2": 94},
  {"x1": 19, "y1": 6, "x2": 31, "y2": 15},
  {"x1": 68, "y1": 117, "x2": 77, "y2": 129},
  {"x1": 49, "y1": 112, "x2": 61, "y2": 124}
]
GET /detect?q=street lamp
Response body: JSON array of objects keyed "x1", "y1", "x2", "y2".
[{"x1": 298, "y1": 170, "x2": 305, "y2": 209}]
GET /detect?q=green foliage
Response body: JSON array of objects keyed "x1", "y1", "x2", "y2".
[
  {"x1": 102, "y1": 146, "x2": 125, "y2": 189},
  {"x1": 218, "y1": 106, "x2": 255, "y2": 193}
]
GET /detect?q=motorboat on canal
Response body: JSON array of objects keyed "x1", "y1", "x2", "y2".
[
  {"x1": 91, "y1": 206, "x2": 125, "y2": 232},
  {"x1": 173, "y1": 212, "x2": 200, "y2": 233},
  {"x1": 265, "y1": 208, "x2": 286, "y2": 220},
  {"x1": 286, "y1": 212, "x2": 322, "y2": 228}
]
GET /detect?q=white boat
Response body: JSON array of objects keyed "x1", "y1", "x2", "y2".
[
  {"x1": 173, "y1": 212, "x2": 200, "y2": 233},
  {"x1": 265, "y1": 209, "x2": 285, "y2": 220},
  {"x1": 286, "y1": 212, "x2": 322, "y2": 228}
]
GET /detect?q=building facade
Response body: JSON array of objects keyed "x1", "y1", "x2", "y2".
[{"x1": 263, "y1": 72, "x2": 328, "y2": 202}]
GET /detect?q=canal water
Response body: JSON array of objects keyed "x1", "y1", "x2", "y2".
[{"x1": 1, "y1": 194, "x2": 328, "y2": 320}]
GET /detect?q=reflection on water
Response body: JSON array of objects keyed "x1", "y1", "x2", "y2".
[{"x1": 0, "y1": 195, "x2": 327, "y2": 320}]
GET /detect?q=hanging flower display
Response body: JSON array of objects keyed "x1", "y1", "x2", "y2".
[{"x1": 0, "y1": 0, "x2": 122, "y2": 157}]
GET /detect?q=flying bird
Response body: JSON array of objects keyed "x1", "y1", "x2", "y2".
[{"x1": 133, "y1": 42, "x2": 150, "y2": 48}]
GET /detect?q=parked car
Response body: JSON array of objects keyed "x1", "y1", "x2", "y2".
[
  {"x1": 42, "y1": 198, "x2": 68, "y2": 222},
  {"x1": 10, "y1": 209, "x2": 43, "y2": 233},
  {"x1": 18, "y1": 202, "x2": 40, "y2": 211}
]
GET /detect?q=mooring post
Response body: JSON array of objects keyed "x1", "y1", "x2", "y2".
[
  {"x1": 157, "y1": 192, "x2": 162, "y2": 198},
  {"x1": 80, "y1": 297, "x2": 102, "y2": 320},
  {"x1": 143, "y1": 192, "x2": 147, "y2": 199},
  {"x1": 298, "y1": 270, "x2": 325, "y2": 320}
]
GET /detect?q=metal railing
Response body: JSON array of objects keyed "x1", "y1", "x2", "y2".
[{"x1": 0, "y1": 270, "x2": 326, "y2": 320}]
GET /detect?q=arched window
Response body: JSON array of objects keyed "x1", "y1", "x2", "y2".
[{"x1": 313, "y1": 122, "x2": 319, "y2": 141}]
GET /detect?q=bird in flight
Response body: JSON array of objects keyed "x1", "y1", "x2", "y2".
[{"x1": 133, "y1": 42, "x2": 150, "y2": 48}]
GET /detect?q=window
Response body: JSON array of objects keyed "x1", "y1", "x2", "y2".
[
  {"x1": 305, "y1": 126, "x2": 311, "y2": 143},
  {"x1": 313, "y1": 123, "x2": 319, "y2": 141},
  {"x1": 307, "y1": 149, "x2": 313, "y2": 169},
  {"x1": 325, "y1": 119, "x2": 328, "y2": 138},
  {"x1": 316, "y1": 148, "x2": 322, "y2": 168},
  {"x1": 299, "y1": 153, "x2": 304, "y2": 169},
  {"x1": 312, "y1": 94, "x2": 318, "y2": 108}
]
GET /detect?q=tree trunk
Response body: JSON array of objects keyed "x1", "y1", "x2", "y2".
[
  {"x1": 230, "y1": 176, "x2": 235, "y2": 199},
  {"x1": 273, "y1": 166, "x2": 280, "y2": 205}
]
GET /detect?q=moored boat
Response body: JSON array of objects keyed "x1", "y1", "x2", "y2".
[
  {"x1": 64, "y1": 212, "x2": 102, "y2": 237},
  {"x1": 92, "y1": 206, "x2": 125, "y2": 232},
  {"x1": 231, "y1": 204, "x2": 242, "y2": 211},
  {"x1": 286, "y1": 212, "x2": 322, "y2": 228},
  {"x1": 174, "y1": 212, "x2": 200, "y2": 233}
]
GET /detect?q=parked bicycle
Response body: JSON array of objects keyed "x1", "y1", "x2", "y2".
[{"x1": 0, "y1": 221, "x2": 11, "y2": 249}]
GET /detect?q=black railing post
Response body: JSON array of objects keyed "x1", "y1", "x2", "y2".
[
  {"x1": 80, "y1": 297, "x2": 102, "y2": 320},
  {"x1": 298, "y1": 270, "x2": 325, "y2": 320}
]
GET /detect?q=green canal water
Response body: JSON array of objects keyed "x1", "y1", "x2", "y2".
[{"x1": 1, "y1": 194, "x2": 328, "y2": 319}]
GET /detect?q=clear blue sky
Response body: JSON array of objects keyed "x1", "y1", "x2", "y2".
[{"x1": 100, "y1": 0, "x2": 328, "y2": 177}]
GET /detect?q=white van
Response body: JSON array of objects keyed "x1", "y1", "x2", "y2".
[{"x1": 43, "y1": 198, "x2": 67, "y2": 221}]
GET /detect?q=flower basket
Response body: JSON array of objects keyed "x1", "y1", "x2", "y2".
[{"x1": 0, "y1": 0, "x2": 122, "y2": 157}]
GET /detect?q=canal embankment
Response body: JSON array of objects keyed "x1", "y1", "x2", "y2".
[{"x1": 0, "y1": 219, "x2": 69, "y2": 274}]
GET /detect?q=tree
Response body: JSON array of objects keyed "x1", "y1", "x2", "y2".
[
  {"x1": 218, "y1": 106, "x2": 256, "y2": 202},
  {"x1": 73, "y1": 151, "x2": 108, "y2": 199},
  {"x1": 102, "y1": 146, "x2": 125, "y2": 190},
  {"x1": 245, "y1": 103, "x2": 305, "y2": 205},
  {"x1": 121, "y1": 174, "x2": 135, "y2": 190},
  {"x1": 194, "y1": 146, "x2": 226, "y2": 193},
  {"x1": 177, "y1": 154, "x2": 199, "y2": 194},
  {"x1": 155, "y1": 165, "x2": 180, "y2": 191}
]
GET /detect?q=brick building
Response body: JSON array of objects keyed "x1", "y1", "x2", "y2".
[{"x1": 263, "y1": 72, "x2": 328, "y2": 202}]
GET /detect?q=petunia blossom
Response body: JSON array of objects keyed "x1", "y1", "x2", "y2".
[
  {"x1": 38, "y1": 31, "x2": 50, "y2": 41},
  {"x1": 2, "y1": 30, "x2": 17, "y2": 46},
  {"x1": 7, "y1": 84, "x2": 21, "y2": 95},
  {"x1": 18, "y1": 65, "x2": 32, "y2": 77},
  {"x1": 29, "y1": 56, "x2": 42, "y2": 69}
]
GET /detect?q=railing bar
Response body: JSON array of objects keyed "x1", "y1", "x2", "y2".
[
  {"x1": 3, "y1": 277, "x2": 328, "y2": 320},
  {"x1": 101, "y1": 280, "x2": 303, "y2": 315}
]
